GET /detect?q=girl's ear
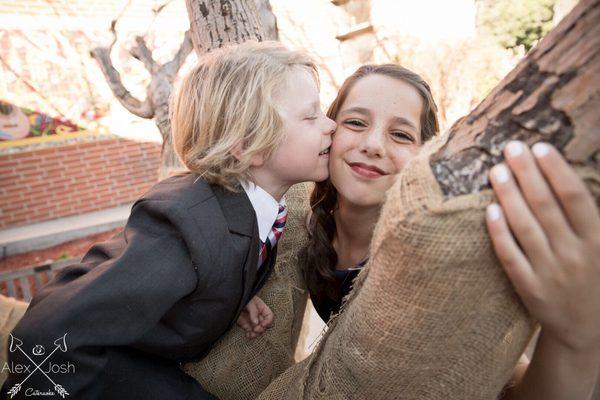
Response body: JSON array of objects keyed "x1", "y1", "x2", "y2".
[{"x1": 232, "y1": 142, "x2": 265, "y2": 167}]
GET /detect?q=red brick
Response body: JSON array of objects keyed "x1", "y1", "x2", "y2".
[
  {"x1": 0, "y1": 159, "x2": 15, "y2": 169},
  {"x1": 50, "y1": 200, "x2": 68, "y2": 210},
  {"x1": 3, "y1": 216, "x2": 27, "y2": 228},
  {"x1": 19, "y1": 169, "x2": 45, "y2": 181},
  {"x1": 34, "y1": 148, "x2": 59, "y2": 157},
  {"x1": 54, "y1": 145, "x2": 81, "y2": 155},
  {"x1": 0, "y1": 192, "x2": 24, "y2": 203},
  {"x1": 7, "y1": 207, "x2": 31, "y2": 219},
  {"x1": 37, "y1": 153, "x2": 64, "y2": 163},
  {"x1": 86, "y1": 160, "x2": 109, "y2": 169},
  {"x1": 9, "y1": 152, "x2": 36, "y2": 161},
  {"x1": 61, "y1": 159, "x2": 86, "y2": 169},
  {"x1": 0, "y1": 203, "x2": 29, "y2": 214},
  {"x1": 14, "y1": 157, "x2": 41, "y2": 168},
  {"x1": 41, "y1": 164, "x2": 65, "y2": 174},
  {"x1": 77, "y1": 204, "x2": 102, "y2": 214},
  {"x1": 75, "y1": 193, "x2": 98, "y2": 203},
  {"x1": 0, "y1": 176, "x2": 20, "y2": 188},
  {"x1": 26, "y1": 181, "x2": 50, "y2": 191}
]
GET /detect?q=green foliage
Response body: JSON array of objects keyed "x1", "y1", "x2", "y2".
[{"x1": 477, "y1": 0, "x2": 556, "y2": 52}]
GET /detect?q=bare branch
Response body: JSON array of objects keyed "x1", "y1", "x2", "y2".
[
  {"x1": 90, "y1": 47, "x2": 154, "y2": 119},
  {"x1": 163, "y1": 31, "x2": 193, "y2": 79},
  {"x1": 131, "y1": 36, "x2": 159, "y2": 74}
]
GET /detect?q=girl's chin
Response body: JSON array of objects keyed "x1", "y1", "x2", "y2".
[{"x1": 338, "y1": 190, "x2": 385, "y2": 208}]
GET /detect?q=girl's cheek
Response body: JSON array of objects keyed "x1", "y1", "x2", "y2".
[{"x1": 390, "y1": 146, "x2": 418, "y2": 172}]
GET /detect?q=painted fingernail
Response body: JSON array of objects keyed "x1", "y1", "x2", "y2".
[
  {"x1": 505, "y1": 141, "x2": 524, "y2": 158},
  {"x1": 492, "y1": 164, "x2": 510, "y2": 183},
  {"x1": 532, "y1": 142, "x2": 551, "y2": 158},
  {"x1": 487, "y1": 203, "x2": 502, "y2": 221}
]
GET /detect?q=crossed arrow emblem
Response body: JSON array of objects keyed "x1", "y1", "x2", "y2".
[{"x1": 7, "y1": 333, "x2": 69, "y2": 398}]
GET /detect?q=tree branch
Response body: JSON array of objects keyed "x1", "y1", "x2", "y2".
[
  {"x1": 90, "y1": 47, "x2": 154, "y2": 119},
  {"x1": 163, "y1": 30, "x2": 193, "y2": 79},
  {"x1": 130, "y1": 36, "x2": 159, "y2": 74}
]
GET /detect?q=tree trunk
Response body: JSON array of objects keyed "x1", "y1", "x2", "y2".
[
  {"x1": 93, "y1": 0, "x2": 278, "y2": 179},
  {"x1": 186, "y1": 0, "x2": 266, "y2": 55},
  {"x1": 254, "y1": 0, "x2": 279, "y2": 40},
  {"x1": 254, "y1": 1, "x2": 600, "y2": 399}
]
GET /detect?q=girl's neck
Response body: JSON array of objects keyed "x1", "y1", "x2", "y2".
[{"x1": 332, "y1": 196, "x2": 381, "y2": 270}]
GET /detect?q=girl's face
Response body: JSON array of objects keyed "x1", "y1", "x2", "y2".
[{"x1": 329, "y1": 74, "x2": 423, "y2": 208}]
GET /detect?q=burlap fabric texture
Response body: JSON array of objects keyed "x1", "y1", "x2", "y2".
[
  {"x1": 252, "y1": 136, "x2": 600, "y2": 400},
  {"x1": 183, "y1": 183, "x2": 311, "y2": 399},
  {"x1": 0, "y1": 295, "x2": 29, "y2": 385}
]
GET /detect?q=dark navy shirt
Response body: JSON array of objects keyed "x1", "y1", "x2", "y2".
[{"x1": 311, "y1": 258, "x2": 368, "y2": 323}]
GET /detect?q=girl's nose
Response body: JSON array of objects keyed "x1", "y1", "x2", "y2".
[{"x1": 359, "y1": 128, "x2": 385, "y2": 157}]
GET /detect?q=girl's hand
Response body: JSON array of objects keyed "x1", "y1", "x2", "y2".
[
  {"x1": 486, "y1": 141, "x2": 600, "y2": 355},
  {"x1": 236, "y1": 296, "x2": 274, "y2": 339}
]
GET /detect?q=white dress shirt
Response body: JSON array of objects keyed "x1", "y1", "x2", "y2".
[{"x1": 240, "y1": 181, "x2": 286, "y2": 243}]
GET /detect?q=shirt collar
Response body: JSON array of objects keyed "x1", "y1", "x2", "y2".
[{"x1": 240, "y1": 181, "x2": 286, "y2": 242}]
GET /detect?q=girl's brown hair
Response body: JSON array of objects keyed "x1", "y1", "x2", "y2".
[{"x1": 302, "y1": 64, "x2": 440, "y2": 304}]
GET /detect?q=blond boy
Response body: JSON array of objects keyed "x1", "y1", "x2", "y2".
[{"x1": 3, "y1": 41, "x2": 335, "y2": 400}]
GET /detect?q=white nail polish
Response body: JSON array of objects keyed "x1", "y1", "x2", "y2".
[
  {"x1": 487, "y1": 203, "x2": 502, "y2": 221},
  {"x1": 532, "y1": 142, "x2": 551, "y2": 158},
  {"x1": 506, "y1": 141, "x2": 524, "y2": 158},
  {"x1": 492, "y1": 164, "x2": 510, "y2": 183}
]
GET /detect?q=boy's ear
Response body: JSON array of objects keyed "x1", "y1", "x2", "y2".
[{"x1": 232, "y1": 142, "x2": 265, "y2": 167}]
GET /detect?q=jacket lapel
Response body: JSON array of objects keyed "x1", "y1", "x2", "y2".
[{"x1": 211, "y1": 184, "x2": 260, "y2": 317}]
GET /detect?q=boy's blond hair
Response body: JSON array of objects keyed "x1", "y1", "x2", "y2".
[{"x1": 171, "y1": 40, "x2": 318, "y2": 190}]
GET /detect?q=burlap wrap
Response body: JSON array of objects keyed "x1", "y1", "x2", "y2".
[
  {"x1": 252, "y1": 137, "x2": 600, "y2": 399},
  {"x1": 183, "y1": 183, "x2": 311, "y2": 399},
  {"x1": 0, "y1": 295, "x2": 29, "y2": 385}
]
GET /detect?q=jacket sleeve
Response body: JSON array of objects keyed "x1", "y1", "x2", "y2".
[{"x1": 1, "y1": 200, "x2": 217, "y2": 399}]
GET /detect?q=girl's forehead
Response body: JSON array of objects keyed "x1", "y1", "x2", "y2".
[{"x1": 341, "y1": 75, "x2": 423, "y2": 123}]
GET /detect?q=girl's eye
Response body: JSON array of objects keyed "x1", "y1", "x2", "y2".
[
  {"x1": 304, "y1": 116, "x2": 318, "y2": 121},
  {"x1": 344, "y1": 119, "x2": 366, "y2": 128},
  {"x1": 391, "y1": 131, "x2": 415, "y2": 143}
]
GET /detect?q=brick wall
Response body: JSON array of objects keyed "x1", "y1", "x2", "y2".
[{"x1": 0, "y1": 138, "x2": 161, "y2": 229}]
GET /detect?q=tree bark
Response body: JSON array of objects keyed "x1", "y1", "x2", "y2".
[
  {"x1": 254, "y1": 0, "x2": 600, "y2": 398},
  {"x1": 185, "y1": 0, "x2": 267, "y2": 55},
  {"x1": 430, "y1": 0, "x2": 599, "y2": 195}
]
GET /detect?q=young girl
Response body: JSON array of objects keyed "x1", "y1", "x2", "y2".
[{"x1": 299, "y1": 64, "x2": 599, "y2": 398}]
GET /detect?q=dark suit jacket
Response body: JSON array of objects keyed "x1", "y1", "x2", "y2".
[{"x1": 1, "y1": 174, "x2": 277, "y2": 400}]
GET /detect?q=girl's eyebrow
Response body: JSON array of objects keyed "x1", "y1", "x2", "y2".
[
  {"x1": 339, "y1": 106, "x2": 370, "y2": 117},
  {"x1": 392, "y1": 116, "x2": 418, "y2": 131}
]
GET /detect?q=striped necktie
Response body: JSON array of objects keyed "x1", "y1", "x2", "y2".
[{"x1": 257, "y1": 204, "x2": 287, "y2": 269}]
